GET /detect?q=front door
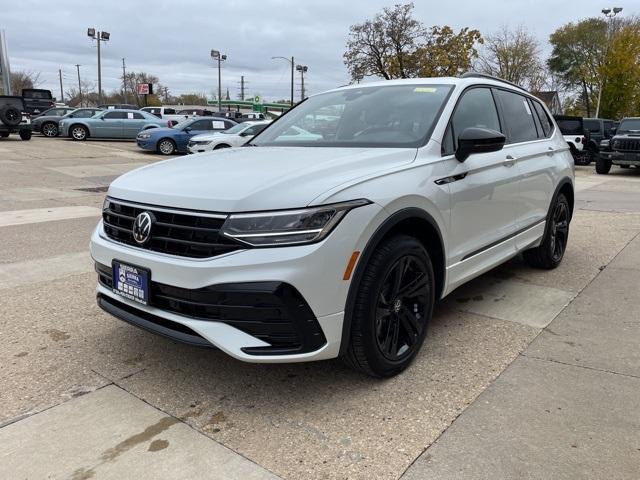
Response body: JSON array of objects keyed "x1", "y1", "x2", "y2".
[
  {"x1": 94, "y1": 111, "x2": 125, "y2": 137},
  {"x1": 441, "y1": 87, "x2": 522, "y2": 289}
]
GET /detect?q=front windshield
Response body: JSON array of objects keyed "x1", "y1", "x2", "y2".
[
  {"x1": 618, "y1": 119, "x2": 640, "y2": 133},
  {"x1": 252, "y1": 84, "x2": 453, "y2": 148},
  {"x1": 225, "y1": 123, "x2": 249, "y2": 134},
  {"x1": 173, "y1": 118, "x2": 196, "y2": 130}
]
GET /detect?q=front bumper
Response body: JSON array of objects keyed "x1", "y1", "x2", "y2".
[
  {"x1": 136, "y1": 139, "x2": 156, "y2": 151},
  {"x1": 90, "y1": 202, "x2": 381, "y2": 362},
  {"x1": 187, "y1": 143, "x2": 212, "y2": 154},
  {"x1": 601, "y1": 150, "x2": 640, "y2": 165}
]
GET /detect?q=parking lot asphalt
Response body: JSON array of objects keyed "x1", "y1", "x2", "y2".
[{"x1": 1, "y1": 136, "x2": 639, "y2": 479}]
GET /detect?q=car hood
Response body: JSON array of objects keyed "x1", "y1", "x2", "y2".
[
  {"x1": 108, "y1": 146, "x2": 417, "y2": 212},
  {"x1": 190, "y1": 132, "x2": 227, "y2": 141},
  {"x1": 141, "y1": 127, "x2": 175, "y2": 136}
]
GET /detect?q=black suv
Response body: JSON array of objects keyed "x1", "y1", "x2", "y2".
[
  {"x1": 0, "y1": 96, "x2": 32, "y2": 140},
  {"x1": 21, "y1": 88, "x2": 55, "y2": 115},
  {"x1": 597, "y1": 117, "x2": 640, "y2": 174},
  {"x1": 584, "y1": 118, "x2": 616, "y2": 158}
]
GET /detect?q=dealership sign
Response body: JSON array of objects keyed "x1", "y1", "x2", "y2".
[{"x1": 136, "y1": 83, "x2": 153, "y2": 95}]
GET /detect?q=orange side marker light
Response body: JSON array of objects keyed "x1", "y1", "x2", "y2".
[{"x1": 343, "y1": 251, "x2": 360, "y2": 280}]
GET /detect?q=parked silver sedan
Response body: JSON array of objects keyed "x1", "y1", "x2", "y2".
[{"x1": 59, "y1": 109, "x2": 168, "y2": 140}]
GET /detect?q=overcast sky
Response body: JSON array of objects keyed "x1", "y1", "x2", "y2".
[{"x1": 2, "y1": 0, "x2": 634, "y2": 101}]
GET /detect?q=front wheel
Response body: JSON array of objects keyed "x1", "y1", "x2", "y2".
[
  {"x1": 0, "y1": 132, "x2": 9, "y2": 138},
  {"x1": 595, "y1": 156, "x2": 611, "y2": 174},
  {"x1": 214, "y1": 143, "x2": 231, "y2": 150},
  {"x1": 19, "y1": 130, "x2": 32, "y2": 141},
  {"x1": 343, "y1": 235, "x2": 434, "y2": 377},
  {"x1": 70, "y1": 125, "x2": 88, "y2": 141},
  {"x1": 523, "y1": 193, "x2": 570, "y2": 269},
  {"x1": 157, "y1": 138, "x2": 176, "y2": 155}
]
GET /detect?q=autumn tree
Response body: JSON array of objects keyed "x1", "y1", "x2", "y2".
[
  {"x1": 548, "y1": 18, "x2": 607, "y2": 117},
  {"x1": 477, "y1": 26, "x2": 543, "y2": 89},
  {"x1": 343, "y1": 3, "x2": 482, "y2": 81}
]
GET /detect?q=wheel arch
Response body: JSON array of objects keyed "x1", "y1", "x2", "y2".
[
  {"x1": 339, "y1": 207, "x2": 446, "y2": 356},
  {"x1": 555, "y1": 177, "x2": 574, "y2": 219}
]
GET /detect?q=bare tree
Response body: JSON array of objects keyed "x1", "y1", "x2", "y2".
[
  {"x1": 477, "y1": 26, "x2": 543, "y2": 89},
  {"x1": 10, "y1": 70, "x2": 43, "y2": 93},
  {"x1": 343, "y1": 3, "x2": 424, "y2": 81}
]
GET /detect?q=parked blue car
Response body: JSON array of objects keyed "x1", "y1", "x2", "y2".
[
  {"x1": 59, "y1": 109, "x2": 169, "y2": 141},
  {"x1": 136, "y1": 117, "x2": 237, "y2": 155}
]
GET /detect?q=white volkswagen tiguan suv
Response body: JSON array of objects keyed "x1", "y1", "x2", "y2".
[{"x1": 91, "y1": 74, "x2": 574, "y2": 377}]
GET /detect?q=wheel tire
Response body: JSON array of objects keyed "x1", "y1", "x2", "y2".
[
  {"x1": 0, "y1": 106, "x2": 21, "y2": 126},
  {"x1": 157, "y1": 138, "x2": 176, "y2": 155},
  {"x1": 214, "y1": 143, "x2": 231, "y2": 150},
  {"x1": 19, "y1": 130, "x2": 32, "y2": 141},
  {"x1": 0, "y1": 132, "x2": 9, "y2": 138},
  {"x1": 620, "y1": 165, "x2": 630, "y2": 169},
  {"x1": 41, "y1": 122, "x2": 58, "y2": 137},
  {"x1": 595, "y1": 156, "x2": 611, "y2": 174},
  {"x1": 70, "y1": 125, "x2": 88, "y2": 141},
  {"x1": 523, "y1": 193, "x2": 570, "y2": 270},
  {"x1": 343, "y1": 235, "x2": 435, "y2": 377}
]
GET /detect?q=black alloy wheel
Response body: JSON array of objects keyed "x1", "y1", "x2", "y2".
[
  {"x1": 549, "y1": 200, "x2": 569, "y2": 264},
  {"x1": 375, "y1": 255, "x2": 430, "y2": 362}
]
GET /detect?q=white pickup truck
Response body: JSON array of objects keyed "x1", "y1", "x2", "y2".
[{"x1": 140, "y1": 107, "x2": 191, "y2": 125}]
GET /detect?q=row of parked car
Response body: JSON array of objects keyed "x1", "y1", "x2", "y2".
[{"x1": 554, "y1": 114, "x2": 640, "y2": 174}]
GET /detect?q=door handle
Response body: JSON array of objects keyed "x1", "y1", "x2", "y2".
[
  {"x1": 503, "y1": 155, "x2": 516, "y2": 167},
  {"x1": 546, "y1": 146, "x2": 555, "y2": 156}
]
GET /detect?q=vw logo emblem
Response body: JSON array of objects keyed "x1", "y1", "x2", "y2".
[{"x1": 132, "y1": 211, "x2": 154, "y2": 244}]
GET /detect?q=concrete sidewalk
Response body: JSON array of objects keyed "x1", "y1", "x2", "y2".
[{"x1": 402, "y1": 234, "x2": 640, "y2": 480}]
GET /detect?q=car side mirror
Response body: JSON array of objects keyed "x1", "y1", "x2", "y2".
[
  {"x1": 455, "y1": 127, "x2": 506, "y2": 162},
  {"x1": 239, "y1": 131, "x2": 249, "y2": 137},
  {"x1": 610, "y1": 127, "x2": 616, "y2": 135},
  {"x1": 184, "y1": 127, "x2": 191, "y2": 133}
]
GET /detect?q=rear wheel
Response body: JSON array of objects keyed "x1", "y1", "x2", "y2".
[
  {"x1": 343, "y1": 235, "x2": 434, "y2": 377},
  {"x1": 41, "y1": 122, "x2": 58, "y2": 137},
  {"x1": 19, "y1": 130, "x2": 32, "y2": 141},
  {"x1": 70, "y1": 125, "x2": 88, "y2": 141},
  {"x1": 523, "y1": 193, "x2": 570, "y2": 269},
  {"x1": 157, "y1": 138, "x2": 176, "y2": 155},
  {"x1": 595, "y1": 156, "x2": 611, "y2": 174}
]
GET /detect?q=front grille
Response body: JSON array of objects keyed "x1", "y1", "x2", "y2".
[
  {"x1": 96, "y1": 263, "x2": 326, "y2": 355},
  {"x1": 103, "y1": 198, "x2": 243, "y2": 259},
  {"x1": 617, "y1": 139, "x2": 640, "y2": 152}
]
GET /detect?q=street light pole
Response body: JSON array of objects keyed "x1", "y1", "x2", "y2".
[
  {"x1": 122, "y1": 58, "x2": 127, "y2": 104},
  {"x1": 75, "y1": 64, "x2": 82, "y2": 106},
  {"x1": 58, "y1": 69, "x2": 64, "y2": 103},
  {"x1": 271, "y1": 56, "x2": 295, "y2": 106},
  {"x1": 595, "y1": 7, "x2": 622, "y2": 118},
  {"x1": 296, "y1": 64, "x2": 308, "y2": 102},
  {"x1": 211, "y1": 50, "x2": 227, "y2": 113},
  {"x1": 87, "y1": 28, "x2": 110, "y2": 105}
]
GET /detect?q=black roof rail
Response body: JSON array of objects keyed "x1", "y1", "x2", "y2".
[{"x1": 460, "y1": 72, "x2": 526, "y2": 91}]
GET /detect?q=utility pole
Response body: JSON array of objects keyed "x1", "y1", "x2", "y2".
[
  {"x1": 271, "y1": 56, "x2": 294, "y2": 106},
  {"x1": 122, "y1": 58, "x2": 127, "y2": 104},
  {"x1": 595, "y1": 7, "x2": 623, "y2": 118},
  {"x1": 163, "y1": 86, "x2": 169, "y2": 103},
  {"x1": 296, "y1": 64, "x2": 308, "y2": 102},
  {"x1": 210, "y1": 50, "x2": 227, "y2": 113},
  {"x1": 87, "y1": 28, "x2": 110, "y2": 105},
  {"x1": 75, "y1": 64, "x2": 82, "y2": 106},
  {"x1": 58, "y1": 68, "x2": 64, "y2": 103}
]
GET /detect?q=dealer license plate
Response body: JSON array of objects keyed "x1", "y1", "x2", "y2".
[{"x1": 112, "y1": 261, "x2": 150, "y2": 305}]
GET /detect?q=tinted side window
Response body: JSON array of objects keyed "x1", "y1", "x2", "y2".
[
  {"x1": 446, "y1": 87, "x2": 501, "y2": 154},
  {"x1": 72, "y1": 110, "x2": 94, "y2": 118},
  {"x1": 191, "y1": 120, "x2": 211, "y2": 130},
  {"x1": 104, "y1": 111, "x2": 126, "y2": 119},
  {"x1": 164, "y1": 108, "x2": 176, "y2": 115},
  {"x1": 496, "y1": 90, "x2": 538, "y2": 143},
  {"x1": 532, "y1": 101, "x2": 553, "y2": 137},
  {"x1": 132, "y1": 112, "x2": 144, "y2": 119}
]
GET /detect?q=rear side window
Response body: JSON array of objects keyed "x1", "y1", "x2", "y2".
[
  {"x1": 495, "y1": 90, "x2": 538, "y2": 143},
  {"x1": 532, "y1": 101, "x2": 553, "y2": 137},
  {"x1": 104, "y1": 111, "x2": 126, "y2": 119},
  {"x1": 132, "y1": 112, "x2": 144, "y2": 119},
  {"x1": 164, "y1": 108, "x2": 176, "y2": 115},
  {"x1": 443, "y1": 87, "x2": 501, "y2": 155}
]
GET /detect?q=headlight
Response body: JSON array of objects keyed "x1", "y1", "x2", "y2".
[
  {"x1": 138, "y1": 133, "x2": 151, "y2": 139},
  {"x1": 612, "y1": 139, "x2": 620, "y2": 149},
  {"x1": 221, "y1": 199, "x2": 371, "y2": 246}
]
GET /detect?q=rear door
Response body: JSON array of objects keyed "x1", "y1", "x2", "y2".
[
  {"x1": 94, "y1": 111, "x2": 125, "y2": 137},
  {"x1": 123, "y1": 112, "x2": 147, "y2": 137},
  {"x1": 494, "y1": 89, "x2": 555, "y2": 248}
]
